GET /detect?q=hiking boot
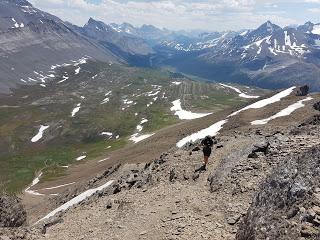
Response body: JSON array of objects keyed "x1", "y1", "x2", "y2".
[{"x1": 195, "y1": 164, "x2": 206, "y2": 172}]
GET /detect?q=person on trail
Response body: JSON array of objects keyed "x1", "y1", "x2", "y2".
[{"x1": 196, "y1": 136, "x2": 214, "y2": 172}]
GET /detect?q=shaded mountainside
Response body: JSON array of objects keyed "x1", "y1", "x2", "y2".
[
  {"x1": 69, "y1": 18, "x2": 154, "y2": 66},
  {"x1": 1, "y1": 86, "x2": 320, "y2": 239},
  {"x1": 0, "y1": 0, "x2": 119, "y2": 94}
]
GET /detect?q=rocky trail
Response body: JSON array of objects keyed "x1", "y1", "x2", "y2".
[{"x1": 1, "y1": 87, "x2": 320, "y2": 239}]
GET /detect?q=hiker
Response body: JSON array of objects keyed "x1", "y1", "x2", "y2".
[{"x1": 196, "y1": 136, "x2": 214, "y2": 171}]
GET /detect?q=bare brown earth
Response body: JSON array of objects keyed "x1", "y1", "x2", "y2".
[{"x1": 13, "y1": 91, "x2": 320, "y2": 240}]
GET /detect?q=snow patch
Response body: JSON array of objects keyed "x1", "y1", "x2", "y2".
[
  {"x1": 41, "y1": 182, "x2": 76, "y2": 191},
  {"x1": 129, "y1": 133, "x2": 155, "y2": 143},
  {"x1": 71, "y1": 103, "x2": 81, "y2": 117},
  {"x1": 76, "y1": 155, "x2": 86, "y2": 161},
  {"x1": 31, "y1": 125, "x2": 49, "y2": 143},
  {"x1": 25, "y1": 172, "x2": 44, "y2": 196},
  {"x1": 74, "y1": 67, "x2": 81, "y2": 75},
  {"x1": 229, "y1": 86, "x2": 296, "y2": 117},
  {"x1": 101, "y1": 132, "x2": 113, "y2": 136},
  {"x1": 98, "y1": 157, "x2": 110, "y2": 163},
  {"x1": 251, "y1": 97, "x2": 313, "y2": 125},
  {"x1": 219, "y1": 84, "x2": 259, "y2": 99},
  {"x1": 176, "y1": 120, "x2": 228, "y2": 148},
  {"x1": 57, "y1": 75, "x2": 69, "y2": 84},
  {"x1": 170, "y1": 99, "x2": 211, "y2": 120},
  {"x1": 172, "y1": 81, "x2": 182, "y2": 85}
]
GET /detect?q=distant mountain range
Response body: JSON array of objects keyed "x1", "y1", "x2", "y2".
[
  {"x1": 156, "y1": 21, "x2": 320, "y2": 90},
  {"x1": 1, "y1": 0, "x2": 320, "y2": 93}
]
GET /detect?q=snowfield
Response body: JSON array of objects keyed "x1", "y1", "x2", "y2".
[
  {"x1": 171, "y1": 99, "x2": 211, "y2": 120},
  {"x1": 251, "y1": 97, "x2": 313, "y2": 125},
  {"x1": 31, "y1": 125, "x2": 49, "y2": 143},
  {"x1": 176, "y1": 120, "x2": 228, "y2": 148},
  {"x1": 229, "y1": 86, "x2": 296, "y2": 117},
  {"x1": 219, "y1": 83, "x2": 260, "y2": 99},
  {"x1": 35, "y1": 180, "x2": 114, "y2": 224},
  {"x1": 177, "y1": 86, "x2": 297, "y2": 147}
]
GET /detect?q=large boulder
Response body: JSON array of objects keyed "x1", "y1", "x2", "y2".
[
  {"x1": 0, "y1": 194, "x2": 26, "y2": 227},
  {"x1": 313, "y1": 102, "x2": 320, "y2": 111},
  {"x1": 295, "y1": 85, "x2": 309, "y2": 96},
  {"x1": 236, "y1": 146, "x2": 320, "y2": 240},
  {"x1": 248, "y1": 142, "x2": 270, "y2": 158}
]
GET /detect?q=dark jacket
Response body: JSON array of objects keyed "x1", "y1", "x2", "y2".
[{"x1": 201, "y1": 137, "x2": 213, "y2": 147}]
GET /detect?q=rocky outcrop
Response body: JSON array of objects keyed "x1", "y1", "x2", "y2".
[
  {"x1": 313, "y1": 101, "x2": 320, "y2": 111},
  {"x1": 248, "y1": 141, "x2": 270, "y2": 158},
  {"x1": 236, "y1": 146, "x2": 320, "y2": 240},
  {"x1": 0, "y1": 194, "x2": 26, "y2": 227},
  {"x1": 295, "y1": 85, "x2": 309, "y2": 96},
  {"x1": 300, "y1": 115, "x2": 320, "y2": 127}
]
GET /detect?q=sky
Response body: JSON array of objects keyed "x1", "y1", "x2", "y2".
[{"x1": 28, "y1": 0, "x2": 320, "y2": 31}]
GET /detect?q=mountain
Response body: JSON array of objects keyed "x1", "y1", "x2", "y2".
[
  {"x1": 71, "y1": 18, "x2": 154, "y2": 66},
  {"x1": 154, "y1": 21, "x2": 320, "y2": 91},
  {"x1": 109, "y1": 22, "x2": 175, "y2": 45},
  {"x1": 159, "y1": 31, "x2": 238, "y2": 52},
  {"x1": 0, "y1": 0, "x2": 119, "y2": 94}
]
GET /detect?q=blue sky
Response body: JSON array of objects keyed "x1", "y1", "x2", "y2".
[{"x1": 28, "y1": 0, "x2": 320, "y2": 31}]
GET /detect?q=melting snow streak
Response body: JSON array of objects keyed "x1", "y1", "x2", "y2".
[
  {"x1": 35, "y1": 180, "x2": 114, "y2": 224},
  {"x1": 31, "y1": 125, "x2": 49, "y2": 143},
  {"x1": 229, "y1": 86, "x2": 296, "y2": 117},
  {"x1": 219, "y1": 83, "x2": 260, "y2": 99},
  {"x1": 25, "y1": 172, "x2": 44, "y2": 196},
  {"x1": 71, "y1": 103, "x2": 81, "y2": 117},
  {"x1": 130, "y1": 133, "x2": 155, "y2": 143},
  {"x1": 251, "y1": 97, "x2": 313, "y2": 125}
]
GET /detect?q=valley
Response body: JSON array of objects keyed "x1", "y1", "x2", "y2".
[{"x1": 0, "y1": 58, "x2": 265, "y2": 193}]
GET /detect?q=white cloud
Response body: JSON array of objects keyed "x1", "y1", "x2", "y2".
[
  {"x1": 28, "y1": 0, "x2": 299, "y2": 31},
  {"x1": 305, "y1": 0, "x2": 320, "y2": 3},
  {"x1": 308, "y1": 8, "x2": 320, "y2": 12}
]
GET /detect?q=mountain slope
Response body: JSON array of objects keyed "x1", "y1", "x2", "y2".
[
  {"x1": 70, "y1": 18, "x2": 154, "y2": 66},
  {"x1": 2, "y1": 86, "x2": 319, "y2": 239},
  {"x1": 0, "y1": 0, "x2": 122, "y2": 94},
  {"x1": 0, "y1": 58, "x2": 265, "y2": 193}
]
